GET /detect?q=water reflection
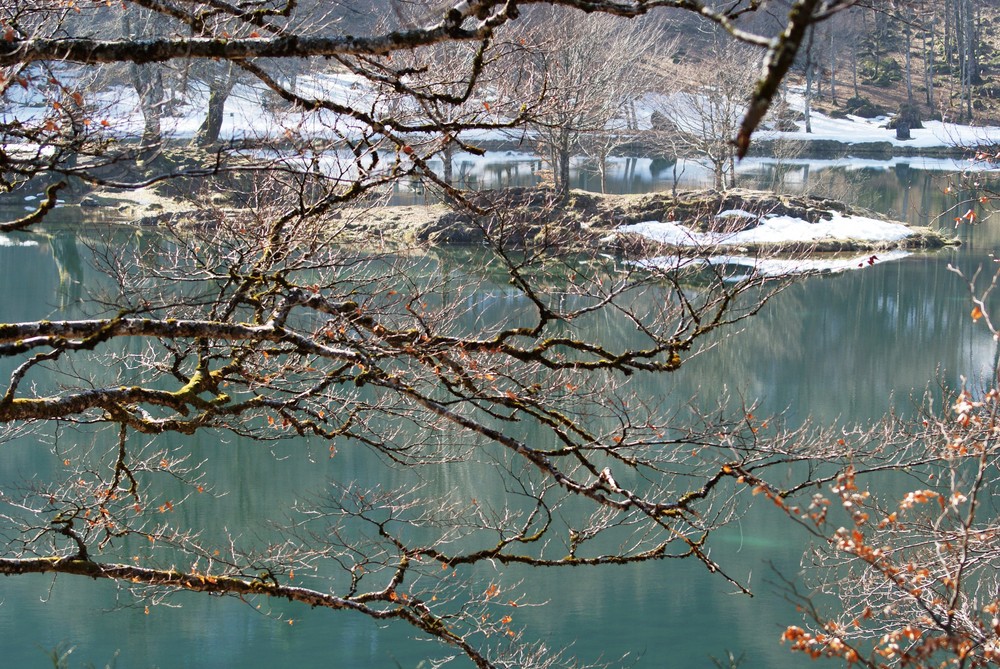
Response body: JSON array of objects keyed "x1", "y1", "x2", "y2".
[
  {"x1": 395, "y1": 152, "x2": 997, "y2": 235},
  {"x1": 1, "y1": 164, "x2": 1000, "y2": 668}
]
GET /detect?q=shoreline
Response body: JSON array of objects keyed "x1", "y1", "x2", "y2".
[{"x1": 103, "y1": 186, "x2": 956, "y2": 256}]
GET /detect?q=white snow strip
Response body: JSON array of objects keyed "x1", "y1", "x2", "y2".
[
  {"x1": 619, "y1": 212, "x2": 914, "y2": 247},
  {"x1": 0, "y1": 235, "x2": 39, "y2": 247},
  {"x1": 708, "y1": 250, "x2": 911, "y2": 276},
  {"x1": 635, "y1": 249, "x2": 911, "y2": 277},
  {"x1": 716, "y1": 209, "x2": 758, "y2": 219}
]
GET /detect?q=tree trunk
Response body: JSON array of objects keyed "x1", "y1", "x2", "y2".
[
  {"x1": 944, "y1": 0, "x2": 953, "y2": 68},
  {"x1": 131, "y1": 63, "x2": 163, "y2": 147},
  {"x1": 804, "y1": 28, "x2": 814, "y2": 134},
  {"x1": 710, "y1": 155, "x2": 725, "y2": 191},
  {"x1": 955, "y1": 0, "x2": 964, "y2": 85},
  {"x1": 925, "y1": 15, "x2": 936, "y2": 109},
  {"x1": 804, "y1": 64, "x2": 813, "y2": 133},
  {"x1": 852, "y1": 49, "x2": 859, "y2": 98},
  {"x1": 556, "y1": 132, "x2": 571, "y2": 199},
  {"x1": 196, "y1": 63, "x2": 236, "y2": 146},
  {"x1": 122, "y1": 10, "x2": 163, "y2": 153},
  {"x1": 961, "y1": 0, "x2": 973, "y2": 119},
  {"x1": 829, "y1": 29, "x2": 837, "y2": 103},
  {"x1": 966, "y1": 0, "x2": 980, "y2": 85},
  {"x1": 904, "y1": 13, "x2": 913, "y2": 103}
]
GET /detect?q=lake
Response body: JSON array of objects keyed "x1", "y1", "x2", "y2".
[{"x1": 0, "y1": 156, "x2": 998, "y2": 668}]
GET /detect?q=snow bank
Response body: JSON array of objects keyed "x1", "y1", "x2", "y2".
[
  {"x1": 619, "y1": 211, "x2": 914, "y2": 247},
  {"x1": 620, "y1": 207, "x2": 921, "y2": 276},
  {"x1": 757, "y1": 92, "x2": 1000, "y2": 151}
]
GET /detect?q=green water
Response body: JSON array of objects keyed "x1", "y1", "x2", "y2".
[{"x1": 0, "y1": 162, "x2": 997, "y2": 668}]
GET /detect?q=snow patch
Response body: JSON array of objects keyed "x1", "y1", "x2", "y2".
[
  {"x1": 716, "y1": 209, "x2": 758, "y2": 219},
  {"x1": 0, "y1": 235, "x2": 39, "y2": 247},
  {"x1": 620, "y1": 212, "x2": 914, "y2": 247}
]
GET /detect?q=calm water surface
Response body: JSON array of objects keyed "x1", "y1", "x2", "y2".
[{"x1": 1, "y1": 160, "x2": 999, "y2": 668}]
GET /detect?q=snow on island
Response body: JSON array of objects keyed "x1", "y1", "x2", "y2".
[
  {"x1": 616, "y1": 196, "x2": 953, "y2": 277},
  {"x1": 620, "y1": 211, "x2": 914, "y2": 247}
]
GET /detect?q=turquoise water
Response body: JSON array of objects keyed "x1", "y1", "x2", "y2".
[{"x1": 0, "y1": 164, "x2": 997, "y2": 668}]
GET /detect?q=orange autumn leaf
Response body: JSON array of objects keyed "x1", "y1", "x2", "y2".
[{"x1": 972, "y1": 305, "x2": 984, "y2": 322}]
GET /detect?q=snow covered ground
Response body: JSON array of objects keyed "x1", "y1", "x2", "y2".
[
  {"x1": 759, "y1": 92, "x2": 1000, "y2": 150},
  {"x1": 620, "y1": 211, "x2": 914, "y2": 247},
  {"x1": 7, "y1": 69, "x2": 999, "y2": 151},
  {"x1": 619, "y1": 209, "x2": 922, "y2": 277},
  {"x1": 3, "y1": 70, "x2": 987, "y2": 274}
]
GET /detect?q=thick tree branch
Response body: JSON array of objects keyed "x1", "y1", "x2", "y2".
[{"x1": 0, "y1": 555, "x2": 494, "y2": 669}]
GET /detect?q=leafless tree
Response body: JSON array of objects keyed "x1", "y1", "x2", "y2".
[
  {"x1": 0, "y1": 1, "x2": 864, "y2": 666},
  {"x1": 508, "y1": 9, "x2": 660, "y2": 197},
  {"x1": 649, "y1": 40, "x2": 763, "y2": 191}
]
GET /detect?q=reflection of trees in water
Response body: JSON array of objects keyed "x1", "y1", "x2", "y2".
[
  {"x1": 403, "y1": 154, "x2": 977, "y2": 231},
  {"x1": 746, "y1": 164, "x2": 957, "y2": 228},
  {"x1": 48, "y1": 231, "x2": 85, "y2": 306},
  {"x1": 667, "y1": 254, "x2": 997, "y2": 426},
  {"x1": 0, "y1": 233, "x2": 65, "y2": 319}
]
